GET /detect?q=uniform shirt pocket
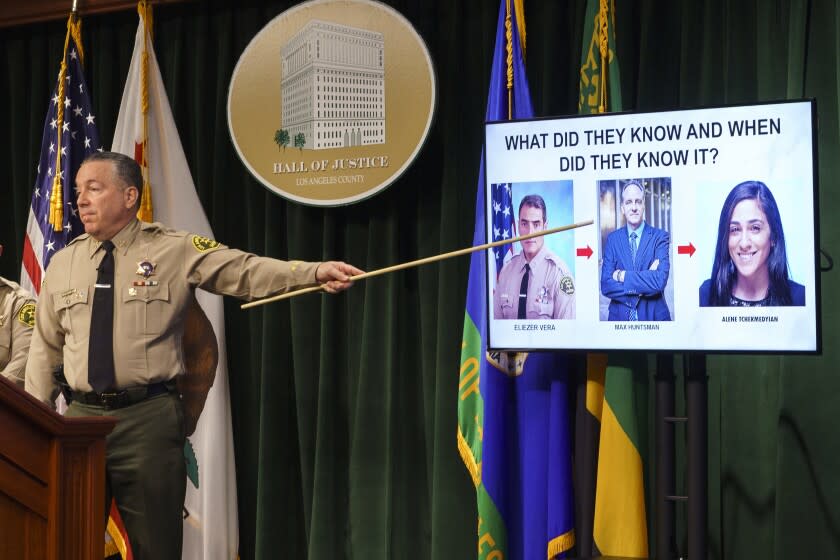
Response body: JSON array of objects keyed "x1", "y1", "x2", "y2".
[
  {"x1": 497, "y1": 293, "x2": 515, "y2": 318},
  {"x1": 122, "y1": 282, "x2": 170, "y2": 335},
  {"x1": 52, "y1": 287, "x2": 90, "y2": 342},
  {"x1": 538, "y1": 301, "x2": 555, "y2": 319}
]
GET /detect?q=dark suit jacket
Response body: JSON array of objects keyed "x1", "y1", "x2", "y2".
[
  {"x1": 600, "y1": 224, "x2": 672, "y2": 321},
  {"x1": 699, "y1": 278, "x2": 806, "y2": 306}
]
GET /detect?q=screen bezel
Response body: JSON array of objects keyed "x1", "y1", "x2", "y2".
[{"x1": 483, "y1": 99, "x2": 821, "y2": 355}]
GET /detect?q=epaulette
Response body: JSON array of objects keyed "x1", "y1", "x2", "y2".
[
  {"x1": 542, "y1": 251, "x2": 560, "y2": 267},
  {"x1": 0, "y1": 276, "x2": 35, "y2": 301},
  {"x1": 139, "y1": 221, "x2": 167, "y2": 233},
  {"x1": 66, "y1": 232, "x2": 90, "y2": 246},
  {"x1": 140, "y1": 221, "x2": 189, "y2": 238}
]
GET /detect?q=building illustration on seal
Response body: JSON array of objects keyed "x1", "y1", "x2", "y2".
[{"x1": 279, "y1": 19, "x2": 385, "y2": 150}]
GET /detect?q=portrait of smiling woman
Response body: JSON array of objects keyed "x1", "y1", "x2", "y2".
[{"x1": 699, "y1": 180, "x2": 806, "y2": 307}]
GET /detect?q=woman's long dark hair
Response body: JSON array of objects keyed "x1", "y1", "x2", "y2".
[{"x1": 709, "y1": 181, "x2": 792, "y2": 305}]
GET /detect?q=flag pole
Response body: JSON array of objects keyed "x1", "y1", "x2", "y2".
[{"x1": 241, "y1": 218, "x2": 593, "y2": 309}]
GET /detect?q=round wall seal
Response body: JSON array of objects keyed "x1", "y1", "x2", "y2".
[{"x1": 227, "y1": 0, "x2": 436, "y2": 206}]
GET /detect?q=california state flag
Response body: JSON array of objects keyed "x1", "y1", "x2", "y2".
[{"x1": 111, "y1": 6, "x2": 238, "y2": 559}]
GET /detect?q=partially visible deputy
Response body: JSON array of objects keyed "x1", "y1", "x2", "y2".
[
  {"x1": 0, "y1": 244, "x2": 36, "y2": 388},
  {"x1": 25, "y1": 151, "x2": 363, "y2": 560}
]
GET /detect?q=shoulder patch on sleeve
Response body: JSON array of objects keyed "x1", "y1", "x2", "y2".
[
  {"x1": 18, "y1": 302, "x2": 35, "y2": 328},
  {"x1": 559, "y1": 275, "x2": 575, "y2": 296},
  {"x1": 191, "y1": 235, "x2": 221, "y2": 252}
]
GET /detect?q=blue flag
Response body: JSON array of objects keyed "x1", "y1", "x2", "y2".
[
  {"x1": 21, "y1": 18, "x2": 102, "y2": 297},
  {"x1": 457, "y1": 1, "x2": 575, "y2": 558}
]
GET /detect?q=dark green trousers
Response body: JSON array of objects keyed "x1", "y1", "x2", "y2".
[{"x1": 66, "y1": 391, "x2": 186, "y2": 560}]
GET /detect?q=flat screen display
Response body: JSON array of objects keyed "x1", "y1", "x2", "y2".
[{"x1": 485, "y1": 100, "x2": 819, "y2": 353}]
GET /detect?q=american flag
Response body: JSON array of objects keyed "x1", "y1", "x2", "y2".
[
  {"x1": 490, "y1": 182, "x2": 516, "y2": 276},
  {"x1": 21, "y1": 31, "x2": 101, "y2": 297}
]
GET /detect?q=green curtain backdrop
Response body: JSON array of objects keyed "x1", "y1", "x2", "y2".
[{"x1": 1, "y1": 1, "x2": 838, "y2": 559}]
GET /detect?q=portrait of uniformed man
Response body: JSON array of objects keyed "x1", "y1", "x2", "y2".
[{"x1": 493, "y1": 194, "x2": 576, "y2": 320}]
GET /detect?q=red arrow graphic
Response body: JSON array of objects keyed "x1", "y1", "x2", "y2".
[
  {"x1": 678, "y1": 243, "x2": 696, "y2": 257},
  {"x1": 576, "y1": 245, "x2": 593, "y2": 259}
]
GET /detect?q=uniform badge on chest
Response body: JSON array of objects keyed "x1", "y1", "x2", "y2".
[
  {"x1": 136, "y1": 260, "x2": 157, "y2": 278},
  {"x1": 537, "y1": 286, "x2": 549, "y2": 304}
]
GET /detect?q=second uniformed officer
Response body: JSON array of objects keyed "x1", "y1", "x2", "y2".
[
  {"x1": 0, "y1": 274, "x2": 35, "y2": 388},
  {"x1": 25, "y1": 151, "x2": 363, "y2": 560},
  {"x1": 493, "y1": 194, "x2": 576, "y2": 320}
]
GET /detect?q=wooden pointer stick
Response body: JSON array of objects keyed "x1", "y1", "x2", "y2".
[{"x1": 241, "y1": 219, "x2": 594, "y2": 310}]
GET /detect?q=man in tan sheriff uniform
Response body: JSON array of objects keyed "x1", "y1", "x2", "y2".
[
  {"x1": 493, "y1": 194, "x2": 576, "y2": 320},
  {"x1": 0, "y1": 274, "x2": 35, "y2": 388},
  {"x1": 25, "y1": 151, "x2": 362, "y2": 560}
]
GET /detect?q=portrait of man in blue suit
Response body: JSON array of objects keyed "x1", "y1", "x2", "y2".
[{"x1": 600, "y1": 180, "x2": 672, "y2": 321}]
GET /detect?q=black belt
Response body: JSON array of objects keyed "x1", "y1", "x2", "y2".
[{"x1": 72, "y1": 381, "x2": 172, "y2": 410}]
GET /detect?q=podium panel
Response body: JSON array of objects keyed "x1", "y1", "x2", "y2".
[{"x1": 0, "y1": 377, "x2": 115, "y2": 559}]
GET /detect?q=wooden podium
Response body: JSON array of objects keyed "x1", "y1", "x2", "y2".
[{"x1": 0, "y1": 376, "x2": 116, "y2": 559}]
